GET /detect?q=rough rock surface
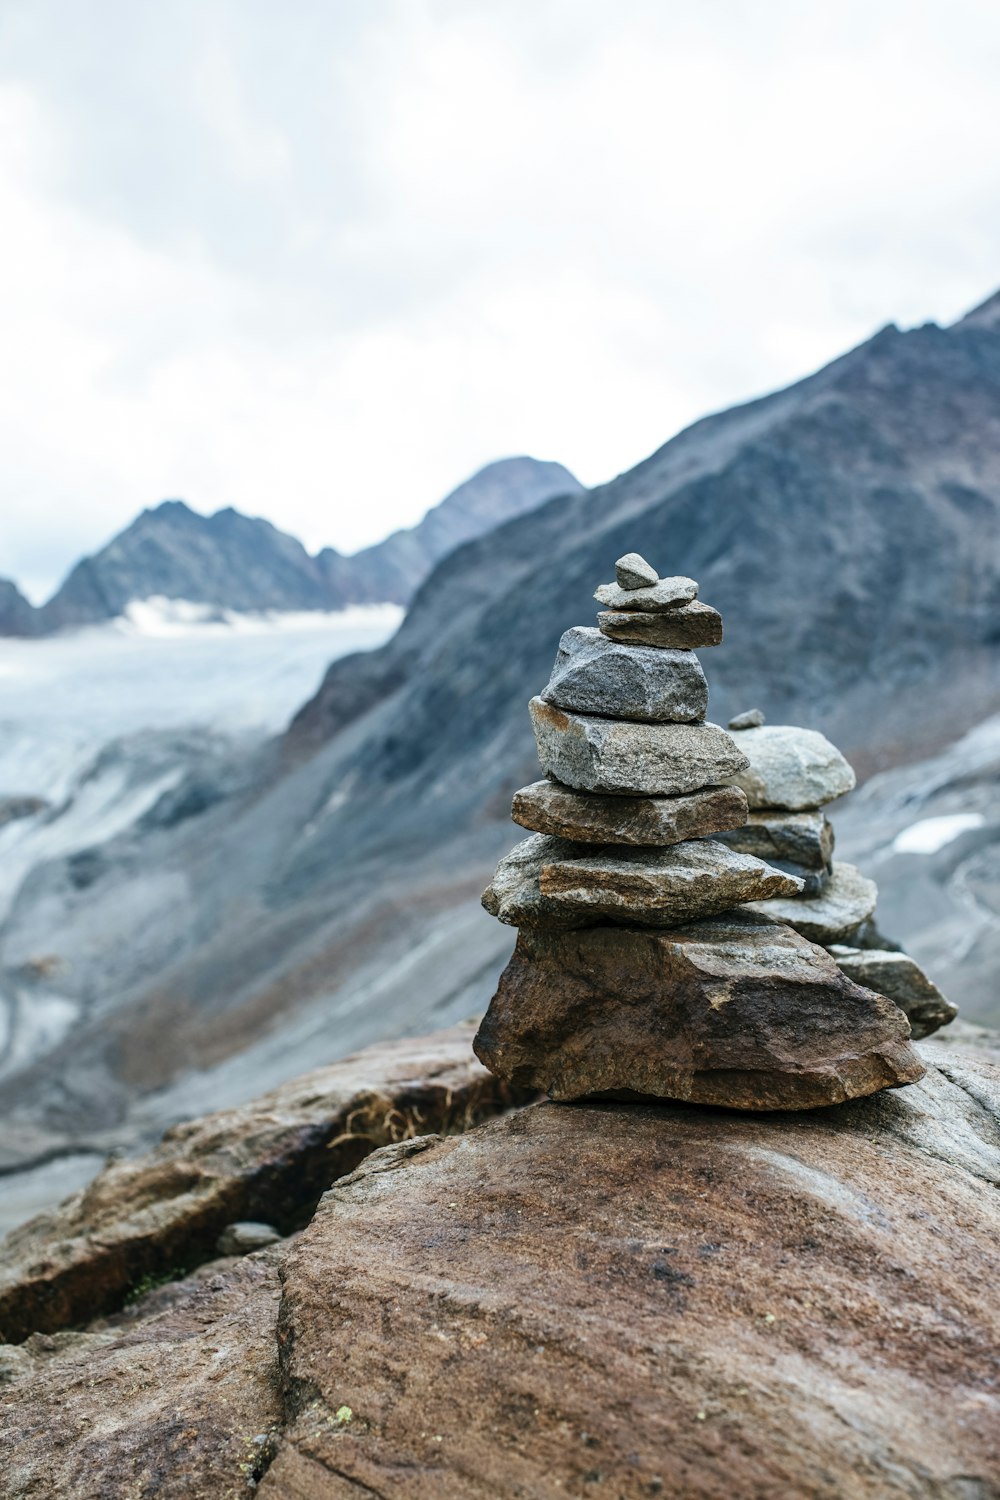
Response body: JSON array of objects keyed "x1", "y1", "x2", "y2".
[
  {"x1": 1, "y1": 1253, "x2": 285, "y2": 1500},
  {"x1": 3, "y1": 1036, "x2": 1000, "y2": 1498},
  {"x1": 511, "y1": 779, "x2": 748, "y2": 846},
  {"x1": 718, "y1": 807, "x2": 835, "y2": 869},
  {"x1": 614, "y1": 551, "x2": 658, "y2": 589},
  {"x1": 747, "y1": 861, "x2": 879, "y2": 944},
  {"x1": 482, "y1": 835, "x2": 801, "y2": 930},
  {"x1": 830, "y1": 946, "x2": 958, "y2": 1038},
  {"x1": 474, "y1": 912, "x2": 922, "y2": 1107},
  {"x1": 594, "y1": 574, "x2": 698, "y2": 611},
  {"x1": 541, "y1": 626, "x2": 708, "y2": 723},
  {"x1": 733, "y1": 724, "x2": 857, "y2": 809},
  {"x1": 0, "y1": 1025, "x2": 523, "y2": 1345},
  {"x1": 529, "y1": 698, "x2": 749, "y2": 796},
  {"x1": 598, "y1": 599, "x2": 724, "y2": 648}
]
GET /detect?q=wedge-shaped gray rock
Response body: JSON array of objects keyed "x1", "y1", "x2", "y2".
[
  {"x1": 482, "y1": 834, "x2": 801, "y2": 930},
  {"x1": 511, "y1": 779, "x2": 748, "y2": 846},
  {"x1": 729, "y1": 708, "x2": 765, "y2": 730},
  {"x1": 717, "y1": 808, "x2": 835, "y2": 870},
  {"x1": 732, "y1": 725, "x2": 856, "y2": 810},
  {"x1": 745, "y1": 861, "x2": 877, "y2": 943},
  {"x1": 615, "y1": 552, "x2": 658, "y2": 589},
  {"x1": 541, "y1": 627, "x2": 708, "y2": 723},
  {"x1": 529, "y1": 698, "x2": 749, "y2": 796},
  {"x1": 594, "y1": 575, "x2": 698, "y2": 612},
  {"x1": 598, "y1": 600, "x2": 723, "y2": 648},
  {"x1": 828, "y1": 947, "x2": 957, "y2": 1039},
  {"x1": 474, "y1": 912, "x2": 925, "y2": 1109}
]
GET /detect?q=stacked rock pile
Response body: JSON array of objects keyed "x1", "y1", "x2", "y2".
[
  {"x1": 474, "y1": 554, "x2": 927, "y2": 1111},
  {"x1": 721, "y1": 711, "x2": 957, "y2": 1038}
]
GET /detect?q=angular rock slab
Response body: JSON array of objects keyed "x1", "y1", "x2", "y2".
[
  {"x1": 511, "y1": 778, "x2": 749, "y2": 846},
  {"x1": 474, "y1": 911, "x2": 924, "y2": 1108},
  {"x1": 529, "y1": 697, "x2": 749, "y2": 796},
  {"x1": 829, "y1": 946, "x2": 958, "y2": 1039},
  {"x1": 729, "y1": 707, "x2": 765, "y2": 729},
  {"x1": 732, "y1": 724, "x2": 856, "y2": 809},
  {"x1": 718, "y1": 807, "x2": 835, "y2": 869},
  {"x1": 594, "y1": 574, "x2": 697, "y2": 611},
  {"x1": 745, "y1": 861, "x2": 878, "y2": 943},
  {"x1": 598, "y1": 599, "x2": 723, "y2": 648},
  {"x1": 614, "y1": 551, "x2": 658, "y2": 589},
  {"x1": 482, "y1": 835, "x2": 802, "y2": 930},
  {"x1": 541, "y1": 626, "x2": 708, "y2": 723}
]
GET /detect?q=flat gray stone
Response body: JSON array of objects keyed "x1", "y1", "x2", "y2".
[
  {"x1": 482, "y1": 834, "x2": 802, "y2": 930},
  {"x1": 731, "y1": 725, "x2": 856, "y2": 810},
  {"x1": 745, "y1": 861, "x2": 877, "y2": 943},
  {"x1": 614, "y1": 552, "x2": 658, "y2": 590},
  {"x1": 729, "y1": 708, "x2": 765, "y2": 730},
  {"x1": 216, "y1": 1221, "x2": 282, "y2": 1256},
  {"x1": 529, "y1": 698, "x2": 749, "y2": 796},
  {"x1": 717, "y1": 809, "x2": 835, "y2": 870},
  {"x1": 511, "y1": 780, "x2": 749, "y2": 846},
  {"x1": 541, "y1": 627, "x2": 708, "y2": 723},
  {"x1": 597, "y1": 601, "x2": 723, "y2": 648},
  {"x1": 828, "y1": 947, "x2": 957, "y2": 1039},
  {"x1": 594, "y1": 575, "x2": 698, "y2": 612}
]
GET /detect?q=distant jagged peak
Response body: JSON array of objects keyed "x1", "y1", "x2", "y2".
[{"x1": 954, "y1": 287, "x2": 1000, "y2": 330}]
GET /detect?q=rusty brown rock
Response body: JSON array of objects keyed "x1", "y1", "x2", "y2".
[
  {"x1": 260, "y1": 1052, "x2": 1000, "y2": 1499},
  {"x1": 598, "y1": 598, "x2": 724, "y2": 647},
  {"x1": 483, "y1": 835, "x2": 801, "y2": 930},
  {"x1": 0, "y1": 1024, "x2": 524, "y2": 1345},
  {"x1": 1, "y1": 1252, "x2": 284, "y2": 1500},
  {"x1": 474, "y1": 912, "x2": 924, "y2": 1108},
  {"x1": 511, "y1": 778, "x2": 748, "y2": 846}
]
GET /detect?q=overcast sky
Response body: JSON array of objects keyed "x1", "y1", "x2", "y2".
[{"x1": 1, "y1": 0, "x2": 999, "y2": 600}]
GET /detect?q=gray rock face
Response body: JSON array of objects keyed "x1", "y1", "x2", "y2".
[
  {"x1": 614, "y1": 552, "x2": 659, "y2": 589},
  {"x1": 829, "y1": 947, "x2": 957, "y2": 1038},
  {"x1": 482, "y1": 834, "x2": 801, "y2": 930},
  {"x1": 597, "y1": 600, "x2": 723, "y2": 648},
  {"x1": 717, "y1": 808, "x2": 835, "y2": 869},
  {"x1": 729, "y1": 708, "x2": 765, "y2": 730},
  {"x1": 529, "y1": 698, "x2": 749, "y2": 796},
  {"x1": 732, "y1": 725, "x2": 857, "y2": 810},
  {"x1": 474, "y1": 912, "x2": 924, "y2": 1108},
  {"x1": 216, "y1": 1220, "x2": 282, "y2": 1256},
  {"x1": 594, "y1": 575, "x2": 698, "y2": 612},
  {"x1": 746, "y1": 861, "x2": 878, "y2": 943},
  {"x1": 541, "y1": 627, "x2": 708, "y2": 723},
  {"x1": 511, "y1": 779, "x2": 748, "y2": 846}
]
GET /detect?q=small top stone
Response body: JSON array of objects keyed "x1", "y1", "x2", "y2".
[
  {"x1": 729, "y1": 709, "x2": 765, "y2": 730},
  {"x1": 615, "y1": 553, "x2": 659, "y2": 590}
]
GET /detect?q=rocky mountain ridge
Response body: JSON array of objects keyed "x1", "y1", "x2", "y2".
[{"x1": 0, "y1": 457, "x2": 581, "y2": 635}]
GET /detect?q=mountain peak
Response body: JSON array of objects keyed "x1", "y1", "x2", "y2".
[{"x1": 955, "y1": 288, "x2": 1000, "y2": 330}]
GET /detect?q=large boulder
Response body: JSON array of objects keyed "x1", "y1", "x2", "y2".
[
  {"x1": 2, "y1": 1035, "x2": 999, "y2": 1498},
  {"x1": 473, "y1": 911, "x2": 923, "y2": 1108}
]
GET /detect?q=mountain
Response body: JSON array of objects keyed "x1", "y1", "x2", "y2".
[
  {"x1": 0, "y1": 579, "x2": 37, "y2": 638},
  {"x1": 3, "y1": 295, "x2": 1000, "y2": 1224},
  {"x1": 5, "y1": 457, "x2": 581, "y2": 635}
]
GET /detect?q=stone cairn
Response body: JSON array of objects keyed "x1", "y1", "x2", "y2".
[
  {"x1": 473, "y1": 553, "x2": 933, "y2": 1111},
  {"x1": 719, "y1": 711, "x2": 957, "y2": 1040}
]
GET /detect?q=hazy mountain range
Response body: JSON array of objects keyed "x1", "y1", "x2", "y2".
[
  {"x1": 2, "y1": 291, "x2": 999, "y2": 1230},
  {"x1": 0, "y1": 457, "x2": 582, "y2": 634}
]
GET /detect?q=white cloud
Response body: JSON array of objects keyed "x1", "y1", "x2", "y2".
[{"x1": 1, "y1": 0, "x2": 999, "y2": 599}]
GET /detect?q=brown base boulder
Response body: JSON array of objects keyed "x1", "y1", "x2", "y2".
[{"x1": 474, "y1": 911, "x2": 925, "y2": 1109}]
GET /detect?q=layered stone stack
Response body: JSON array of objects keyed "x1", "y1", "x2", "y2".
[
  {"x1": 474, "y1": 555, "x2": 926, "y2": 1111},
  {"x1": 722, "y1": 711, "x2": 957, "y2": 1039}
]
